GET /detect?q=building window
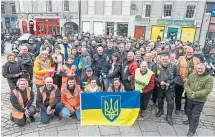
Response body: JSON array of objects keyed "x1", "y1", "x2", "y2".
[
  {"x1": 48, "y1": 0, "x2": 52, "y2": 12},
  {"x1": 1, "y1": 5, "x2": 5, "y2": 14},
  {"x1": 117, "y1": 23, "x2": 128, "y2": 37},
  {"x1": 64, "y1": 0, "x2": 70, "y2": 11},
  {"x1": 81, "y1": 1, "x2": 88, "y2": 14},
  {"x1": 95, "y1": 1, "x2": 104, "y2": 14},
  {"x1": 145, "y1": 4, "x2": 151, "y2": 17},
  {"x1": 106, "y1": 22, "x2": 114, "y2": 35},
  {"x1": 112, "y1": 1, "x2": 122, "y2": 15},
  {"x1": 11, "y1": 4, "x2": 16, "y2": 14},
  {"x1": 163, "y1": 4, "x2": 172, "y2": 17},
  {"x1": 186, "y1": 5, "x2": 196, "y2": 18}
]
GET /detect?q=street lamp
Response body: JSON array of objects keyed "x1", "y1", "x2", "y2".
[{"x1": 78, "y1": 0, "x2": 82, "y2": 34}]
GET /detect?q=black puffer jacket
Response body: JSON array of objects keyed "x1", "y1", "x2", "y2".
[
  {"x1": 2, "y1": 61, "x2": 25, "y2": 79},
  {"x1": 92, "y1": 54, "x2": 106, "y2": 73}
]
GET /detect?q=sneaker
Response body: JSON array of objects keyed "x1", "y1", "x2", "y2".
[{"x1": 187, "y1": 131, "x2": 195, "y2": 137}]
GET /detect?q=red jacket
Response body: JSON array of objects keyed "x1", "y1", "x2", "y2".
[
  {"x1": 143, "y1": 74, "x2": 155, "y2": 93},
  {"x1": 128, "y1": 61, "x2": 138, "y2": 80}
]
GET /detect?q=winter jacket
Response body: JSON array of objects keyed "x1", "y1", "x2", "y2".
[
  {"x1": 27, "y1": 43, "x2": 37, "y2": 55},
  {"x1": 114, "y1": 52, "x2": 127, "y2": 66},
  {"x1": 203, "y1": 44, "x2": 213, "y2": 55},
  {"x1": 154, "y1": 63, "x2": 180, "y2": 88},
  {"x1": 104, "y1": 48, "x2": 117, "y2": 56},
  {"x1": 2, "y1": 61, "x2": 25, "y2": 79},
  {"x1": 106, "y1": 63, "x2": 121, "y2": 79},
  {"x1": 121, "y1": 60, "x2": 138, "y2": 82},
  {"x1": 194, "y1": 53, "x2": 205, "y2": 63},
  {"x1": 184, "y1": 73, "x2": 213, "y2": 102},
  {"x1": 100, "y1": 61, "x2": 111, "y2": 75},
  {"x1": 89, "y1": 46, "x2": 98, "y2": 58},
  {"x1": 17, "y1": 53, "x2": 35, "y2": 74},
  {"x1": 92, "y1": 54, "x2": 106, "y2": 73}
]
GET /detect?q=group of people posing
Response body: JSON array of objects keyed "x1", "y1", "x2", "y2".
[{"x1": 2, "y1": 34, "x2": 214, "y2": 136}]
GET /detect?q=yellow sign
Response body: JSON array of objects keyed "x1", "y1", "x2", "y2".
[
  {"x1": 180, "y1": 27, "x2": 196, "y2": 42},
  {"x1": 151, "y1": 26, "x2": 165, "y2": 41}
]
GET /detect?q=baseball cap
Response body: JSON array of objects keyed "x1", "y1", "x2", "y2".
[{"x1": 86, "y1": 67, "x2": 93, "y2": 71}]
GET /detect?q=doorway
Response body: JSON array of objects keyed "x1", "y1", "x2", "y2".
[
  {"x1": 134, "y1": 26, "x2": 146, "y2": 39},
  {"x1": 167, "y1": 27, "x2": 178, "y2": 42}
]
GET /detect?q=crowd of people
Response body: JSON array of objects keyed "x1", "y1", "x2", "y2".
[{"x1": 2, "y1": 33, "x2": 214, "y2": 136}]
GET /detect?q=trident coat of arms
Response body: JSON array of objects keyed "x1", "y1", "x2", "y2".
[{"x1": 101, "y1": 95, "x2": 121, "y2": 122}]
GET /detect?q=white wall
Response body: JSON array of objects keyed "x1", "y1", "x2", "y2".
[{"x1": 93, "y1": 22, "x2": 104, "y2": 35}]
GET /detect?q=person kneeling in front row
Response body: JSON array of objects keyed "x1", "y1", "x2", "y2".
[
  {"x1": 36, "y1": 77, "x2": 63, "y2": 124},
  {"x1": 183, "y1": 63, "x2": 213, "y2": 136},
  {"x1": 10, "y1": 78, "x2": 36, "y2": 127},
  {"x1": 61, "y1": 77, "x2": 82, "y2": 121}
]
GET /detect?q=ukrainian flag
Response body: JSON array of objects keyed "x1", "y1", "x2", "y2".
[
  {"x1": 78, "y1": 58, "x2": 84, "y2": 69},
  {"x1": 81, "y1": 92, "x2": 140, "y2": 126}
]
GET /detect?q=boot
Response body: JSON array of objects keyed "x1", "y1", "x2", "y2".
[
  {"x1": 166, "y1": 115, "x2": 173, "y2": 125},
  {"x1": 141, "y1": 110, "x2": 145, "y2": 117},
  {"x1": 156, "y1": 109, "x2": 164, "y2": 117},
  {"x1": 187, "y1": 131, "x2": 195, "y2": 137},
  {"x1": 166, "y1": 109, "x2": 173, "y2": 125}
]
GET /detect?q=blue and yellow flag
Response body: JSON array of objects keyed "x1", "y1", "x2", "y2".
[
  {"x1": 81, "y1": 92, "x2": 140, "y2": 126},
  {"x1": 78, "y1": 58, "x2": 84, "y2": 69}
]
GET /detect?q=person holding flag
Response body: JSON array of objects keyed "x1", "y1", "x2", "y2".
[{"x1": 78, "y1": 47, "x2": 91, "y2": 80}]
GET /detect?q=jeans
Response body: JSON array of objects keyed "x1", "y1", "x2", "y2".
[
  {"x1": 40, "y1": 102, "x2": 63, "y2": 124},
  {"x1": 103, "y1": 78, "x2": 112, "y2": 91},
  {"x1": 61, "y1": 107, "x2": 80, "y2": 121},
  {"x1": 187, "y1": 99, "x2": 205, "y2": 134},
  {"x1": 175, "y1": 84, "x2": 184, "y2": 110}
]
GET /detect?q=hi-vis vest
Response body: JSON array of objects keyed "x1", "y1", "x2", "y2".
[
  {"x1": 134, "y1": 68, "x2": 154, "y2": 91},
  {"x1": 61, "y1": 64, "x2": 76, "y2": 88},
  {"x1": 62, "y1": 84, "x2": 80, "y2": 110},
  {"x1": 11, "y1": 88, "x2": 31, "y2": 119},
  {"x1": 178, "y1": 56, "x2": 200, "y2": 78},
  {"x1": 39, "y1": 85, "x2": 57, "y2": 105}
]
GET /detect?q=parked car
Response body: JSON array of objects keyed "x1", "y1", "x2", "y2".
[{"x1": 18, "y1": 33, "x2": 34, "y2": 44}]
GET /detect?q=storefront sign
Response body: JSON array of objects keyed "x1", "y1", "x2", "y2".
[{"x1": 157, "y1": 19, "x2": 194, "y2": 26}]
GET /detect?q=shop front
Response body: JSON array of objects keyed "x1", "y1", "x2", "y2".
[
  {"x1": 151, "y1": 19, "x2": 196, "y2": 42},
  {"x1": 35, "y1": 18, "x2": 60, "y2": 36}
]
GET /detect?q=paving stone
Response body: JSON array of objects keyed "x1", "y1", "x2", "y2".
[
  {"x1": 20, "y1": 131, "x2": 39, "y2": 136},
  {"x1": 78, "y1": 125, "x2": 100, "y2": 136},
  {"x1": 119, "y1": 122, "x2": 141, "y2": 135},
  {"x1": 3, "y1": 129, "x2": 14, "y2": 136},
  {"x1": 197, "y1": 128, "x2": 215, "y2": 136},
  {"x1": 14, "y1": 127, "x2": 26, "y2": 132},
  {"x1": 138, "y1": 121, "x2": 158, "y2": 132},
  {"x1": 141, "y1": 132, "x2": 160, "y2": 136},
  {"x1": 203, "y1": 108, "x2": 215, "y2": 116},
  {"x1": 173, "y1": 124, "x2": 189, "y2": 136},
  {"x1": 121, "y1": 131, "x2": 142, "y2": 136},
  {"x1": 21, "y1": 129, "x2": 34, "y2": 135},
  {"x1": 58, "y1": 129, "x2": 79, "y2": 136},
  {"x1": 99, "y1": 126, "x2": 120, "y2": 136},
  {"x1": 39, "y1": 128, "x2": 58, "y2": 136},
  {"x1": 206, "y1": 116, "x2": 215, "y2": 123},
  {"x1": 156, "y1": 123, "x2": 177, "y2": 136},
  {"x1": 33, "y1": 127, "x2": 45, "y2": 132},
  {"x1": 57, "y1": 124, "x2": 77, "y2": 131},
  {"x1": 11, "y1": 132, "x2": 21, "y2": 136}
]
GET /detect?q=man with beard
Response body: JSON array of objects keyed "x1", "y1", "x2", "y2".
[
  {"x1": 121, "y1": 52, "x2": 138, "y2": 91},
  {"x1": 155, "y1": 53, "x2": 180, "y2": 125},
  {"x1": 135, "y1": 61, "x2": 155, "y2": 117},
  {"x1": 176, "y1": 47, "x2": 200, "y2": 115}
]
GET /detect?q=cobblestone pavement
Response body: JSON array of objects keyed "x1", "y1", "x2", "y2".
[{"x1": 1, "y1": 42, "x2": 215, "y2": 136}]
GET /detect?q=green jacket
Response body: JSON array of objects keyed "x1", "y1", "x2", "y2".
[{"x1": 184, "y1": 73, "x2": 213, "y2": 102}]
